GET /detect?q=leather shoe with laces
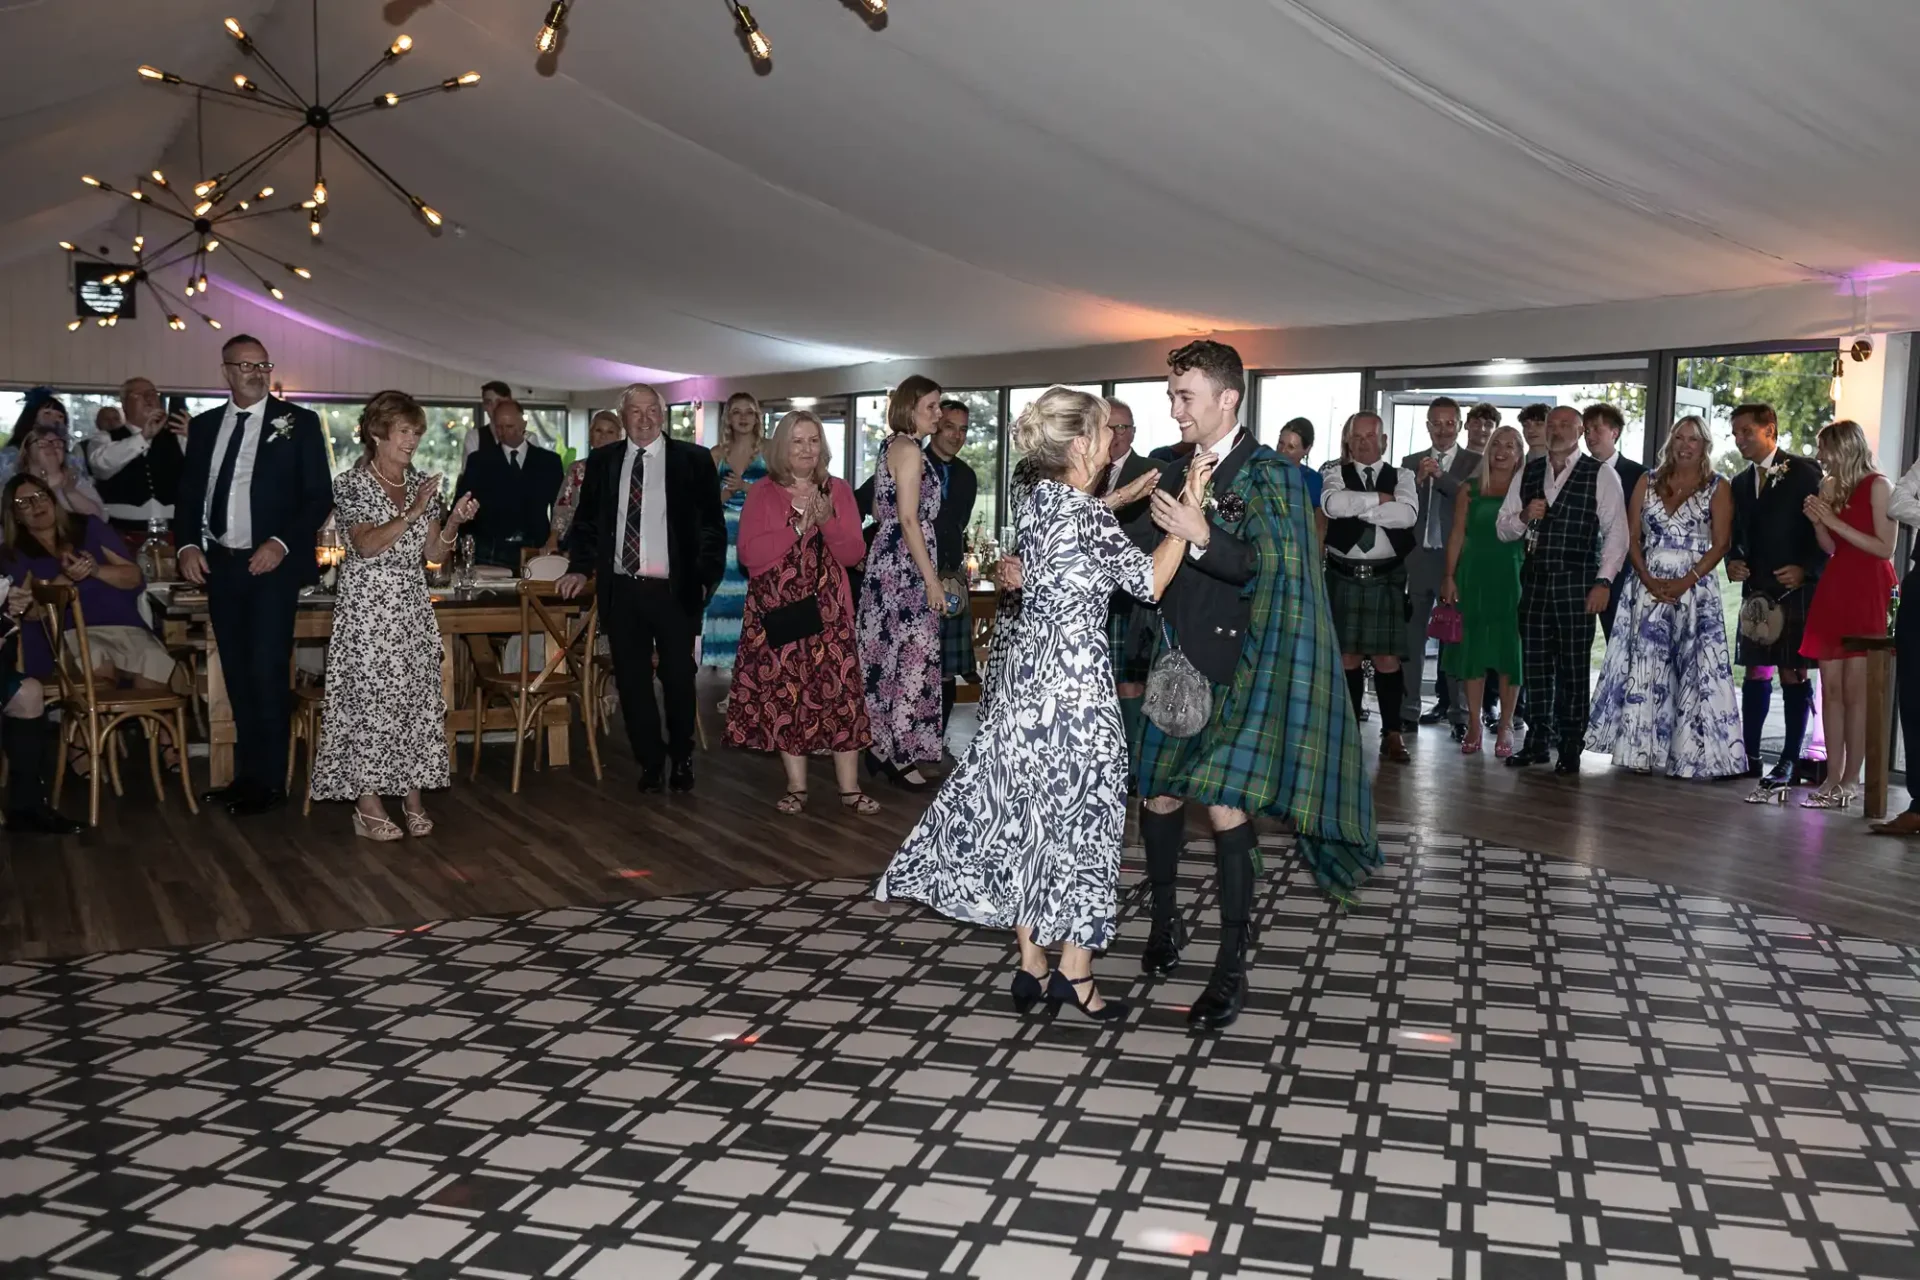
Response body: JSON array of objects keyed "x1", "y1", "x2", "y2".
[
  {"x1": 637, "y1": 764, "x2": 665, "y2": 793},
  {"x1": 1140, "y1": 891, "x2": 1185, "y2": 977},
  {"x1": 1505, "y1": 737, "x2": 1549, "y2": 768},
  {"x1": 226, "y1": 786, "x2": 286, "y2": 817},
  {"x1": 669, "y1": 756, "x2": 695, "y2": 793},
  {"x1": 1187, "y1": 924, "x2": 1252, "y2": 1032}
]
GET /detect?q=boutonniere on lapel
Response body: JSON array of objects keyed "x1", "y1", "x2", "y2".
[
  {"x1": 267, "y1": 414, "x2": 296, "y2": 443},
  {"x1": 1765, "y1": 460, "x2": 1792, "y2": 483},
  {"x1": 1203, "y1": 478, "x2": 1246, "y2": 524}
]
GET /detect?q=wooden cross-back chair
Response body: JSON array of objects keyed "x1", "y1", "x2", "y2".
[
  {"x1": 33, "y1": 582, "x2": 197, "y2": 827},
  {"x1": 469, "y1": 579, "x2": 603, "y2": 792}
]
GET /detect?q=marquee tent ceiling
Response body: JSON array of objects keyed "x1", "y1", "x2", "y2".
[{"x1": 4, "y1": 0, "x2": 1918, "y2": 389}]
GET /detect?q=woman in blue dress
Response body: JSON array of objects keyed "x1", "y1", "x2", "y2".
[
  {"x1": 705, "y1": 392, "x2": 768, "y2": 679},
  {"x1": 1588, "y1": 415, "x2": 1746, "y2": 778}
]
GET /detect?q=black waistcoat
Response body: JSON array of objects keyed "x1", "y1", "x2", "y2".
[{"x1": 1325, "y1": 462, "x2": 1416, "y2": 559}]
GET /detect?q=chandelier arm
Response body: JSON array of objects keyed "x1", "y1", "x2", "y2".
[
  {"x1": 218, "y1": 238, "x2": 290, "y2": 294},
  {"x1": 239, "y1": 43, "x2": 309, "y2": 106},
  {"x1": 208, "y1": 126, "x2": 309, "y2": 208},
  {"x1": 333, "y1": 81, "x2": 451, "y2": 120},
  {"x1": 162, "y1": 76, "x2": 305, "y2": 116},
  {"x1": 217, "y1": 200, "x2": 316, "y2": 225},
  {"x1": 326, "y1": 53, "x2": 398, "y2": 112},
  {"x1": 328, "y1": 127, "x2": 426, "y2": 211},
  {"x1": 143, "y1": 229, "x2": 200, "y2": 262},
  {"x1": 145, "y1": 180, "x2": 199, "y2": 218},
  {"x1": 148, "y1": 245, "x2": 202, "y2": 275}
]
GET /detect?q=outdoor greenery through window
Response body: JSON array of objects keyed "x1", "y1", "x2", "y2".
[{"x1": 1674, "y1": 349, "x2": 1835, "y2": 476}]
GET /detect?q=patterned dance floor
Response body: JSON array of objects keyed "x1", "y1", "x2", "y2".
[{"x1": 1, "y1": 826, "x2": 1916, "y2": 1279}]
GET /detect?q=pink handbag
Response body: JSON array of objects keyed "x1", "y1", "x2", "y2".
[{"x1": 1427, "y1": 602, "x2": 1464, "y2": 644}]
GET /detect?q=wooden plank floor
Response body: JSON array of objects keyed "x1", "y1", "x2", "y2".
[{"x1": 4, "y1": 676, "x2": 1918, "y2": 959}]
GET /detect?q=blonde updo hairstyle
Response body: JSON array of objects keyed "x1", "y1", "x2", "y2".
[
  {"x1": 1013, "y1": 386, "x2": 1109, "y2": 482},
  {"x1": 358, "y1": 389, "x2": 426, "y2": 467}
]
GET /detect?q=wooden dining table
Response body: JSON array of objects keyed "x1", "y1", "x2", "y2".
[{"x1": 150, "y1": 583, "x2": 582, "y2": 790}]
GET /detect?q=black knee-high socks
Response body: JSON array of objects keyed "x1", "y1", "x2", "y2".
[
  {"x1": 1741, "y1": 679, "x2": 1772, "y2": 768},
  {"x1": 1374, "y1": 669, "x2": 1405, "y2": 733},
  {"x1": 1139, "y1": 805, "x2": 1184, "y2": 915},
  {"x1": 1781, "y1": 680, "x2": 1812, "y2": 766},
  {"x1": 3, "y1": 714, "x2": 49, "y2": 813},
  {"x1": 1213, "y1": 822, "x2": 1257, "y2": 927},
  {"x1": 1344, "y1": 667, "x2": 1367, "y2": 720}
]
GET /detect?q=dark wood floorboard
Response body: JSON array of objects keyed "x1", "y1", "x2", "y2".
[{"x1": 4, "y1": 676, "x2": 1918, "y2": 959}]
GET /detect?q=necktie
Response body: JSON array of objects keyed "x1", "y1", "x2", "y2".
[
  {"x1": 1423, "y1": 454, "x2": 1444, "y2": 550},
  {"x1": 208, "y1": 410, "x2": 251, "y2": 542},
  {"x1": 1757, "y1": 465, "x2": 1769, "y2": 498},
  {"x1": 1358, "y1": 466, "x2": 1377, "y2": 553},
  {"x1": 620, "y1": 449, "x2": 646, "y2": 575},
  {"x1": 509, "y1": 448, "x2": 521, "y2": 472}
]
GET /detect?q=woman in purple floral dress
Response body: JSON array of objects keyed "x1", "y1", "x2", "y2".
[{"x1": 856, "y1": 375, "x2": 946, "y2": 790}]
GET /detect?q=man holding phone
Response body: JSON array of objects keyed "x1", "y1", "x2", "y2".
[{"x1": 87, "y1": 376, "x2": 190, "y2": 540}]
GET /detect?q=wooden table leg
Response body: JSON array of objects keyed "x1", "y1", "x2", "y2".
[
  {"x1": 1866, "y1": 649, "x2": 1891, "y2": 819},
  {"x1": 204, "y1": 636, "x2": 235, "y2": 790}
]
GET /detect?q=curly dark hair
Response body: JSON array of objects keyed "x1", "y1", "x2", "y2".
[{"x1": 1166, "y1": 339, "x2": 1245, "y2": 399}]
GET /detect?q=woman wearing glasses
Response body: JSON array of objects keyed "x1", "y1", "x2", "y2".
[{"x1": 0, "y1": 390, "x2": 105, "y2": 518}]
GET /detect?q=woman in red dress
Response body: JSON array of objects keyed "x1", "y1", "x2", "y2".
[
  {"x1": 724, "y1": 410, "x2": 877, "y2": 814},
  {"x1": 1798, "y1": 419, "x2": 1897, "y2": 810}
]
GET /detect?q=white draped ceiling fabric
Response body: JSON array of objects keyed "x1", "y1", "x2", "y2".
[{"x1": 4, "y1": 0, "x2": 1919, "y2": 392}]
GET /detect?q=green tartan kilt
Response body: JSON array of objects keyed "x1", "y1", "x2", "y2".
[
  {"x1": 940, "y1": 608, "x2": 977, "y2": 679},
  {"x1": 1106, "y1": 595, "x2": 1157, "y2": 685},
  {"x1": 1327, "y1": 561, "x2": 1409, "y2": 656}
]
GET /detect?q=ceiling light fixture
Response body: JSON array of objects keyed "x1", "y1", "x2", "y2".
[
  {"x1": 536, "y1": 1, "x2": 569, "y2": 53},
  {"x1": 133, "y1": 2, "x2": 472, "y2": 237},
  {"x1": 731, "y1": 2, "x2": 772, "y2": 62}
]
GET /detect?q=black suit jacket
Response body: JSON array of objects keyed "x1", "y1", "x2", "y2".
[
  {"x1": 1106, "y1": 450, "x2": 1163, "y2": 534},
  {"x1": 566, "y1": 436, "x2": 727, "y2": 619},
  {"x1": 456, "y1": 444, "x2": 565, "y2": 561},
  {"x1": 925, "y1": 449, "x2": 977, "y2": 574},
  {"x1": 1731, "y1": 452, "x2": 1826, "y2": 594},
  {"x1": 1124, "y1": 431, "x2": 1260, "y2": 686},
  {"x1": 173, "y1": 396, "x2": 332, "y2": 585}
]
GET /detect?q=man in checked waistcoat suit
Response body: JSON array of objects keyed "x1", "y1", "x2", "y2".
[{"x1": 1495, "y1": 405, "x2": 1628, "y2": 775}]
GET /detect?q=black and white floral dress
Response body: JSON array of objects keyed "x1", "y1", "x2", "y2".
[
  {"x1": 874, "y1": 479, "x2": 1155, "y2": 949},
  {"x1": 309, "y1": 466, "x2": 450, "y2": 801}
]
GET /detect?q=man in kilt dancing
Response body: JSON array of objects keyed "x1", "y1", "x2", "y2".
[
  {"x1": 1132, "y1": 340, "x2": 1381, "y2": 1031},
  {"x1": 1496, "y1": 405, "x2": 1627, "y2": 774},
  {"x1": 1320, "y1": 412, "x2": 1420, "y2": 763}
]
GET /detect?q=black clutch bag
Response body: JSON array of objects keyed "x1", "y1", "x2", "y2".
[{"x1": 762, "y1": 596, "x2": 823, "y2": 647}]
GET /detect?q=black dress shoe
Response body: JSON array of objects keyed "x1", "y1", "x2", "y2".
[
  {"x1": 1505, "y1": 738, "x2": 1549, "y2": 768},
  {"x1": 5, "y1": 806, "x2": 83, "y2": 835},
  {"x1": 226, "y1": 787, "x2": 286, "y2": 817},
  {"x1": 669, "y1": 757, "x2": 695, "y2": 793},
  {"x1": 200, "y1": 781, "x2": 244, "y2": 807},
  {"x1": 1553, "y1": 753, "x2": 1580, "y2": 776},
  {"x1": 1418, "y1": 708, "x2": 1448, "y2": 726},
  {"x1": 1140, "y1": 909, "x2": 1186, "y2": 977},
  {"x1": 1761, "y1": 759, "x2": 1795, "y2": 789},
  {"x1": 1187, "y1": 924, "x2": 1251, "y2": 1032},
  {"x1": 637, "y1": 764, "x2": 666, "y2": 793}
]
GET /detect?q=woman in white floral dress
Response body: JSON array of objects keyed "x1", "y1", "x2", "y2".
[
  {"x1": 875, "y1": 388, "x2": 1199, "y2": 1023},
  {"x1": 310, "y1": 392, "x2": 479, "y2": 839}
]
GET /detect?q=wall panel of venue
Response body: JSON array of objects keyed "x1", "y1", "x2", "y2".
[{"x1": 0, "y1": 255, "x2": 483, "y2": 399}]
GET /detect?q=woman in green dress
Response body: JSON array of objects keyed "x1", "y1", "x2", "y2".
[{"x1": 1440, "y1": 424, "x2": 1526, "y2": 757}]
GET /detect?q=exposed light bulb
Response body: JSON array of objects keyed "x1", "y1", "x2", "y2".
[
  {"x1": 130, "y1": 191, "x2": 145, "y2": 202},
  {"x1": 390, "y1": 33, "x2": 413, "y2": 55},
  {"x1": 184, "y1": 283, "x2": 195, "y2": 298},
  {"x1": 193, "y1": 178, "x2": 216, "y2": 197},
  {"x1": 290, "y1": 265, "x2": 312, "y2": 279},
  {"x1": 459, "y1": 70, "x2": 480, "y2": 85},
  {"x1": 205, "y1": 238, "x2": 220, "y2": 253},
  {"x1": 196, "y1": 274, "x2": 208, "y2": 293},
  {"x1": 269, "y1": 286, "x2": 285, "y2": 300},
  {"x1": 237, "y1": 201, "x2": 250, "y2": 211},
  {"x1": 169, "y1": 315, "x2": 186, "y2": 330},
  {"x1": 67, "y1": 319, "x2": 83, "y2": 332},
  {"x1": 537, "y1": 1, "x2": 568, "y2": 53},
  {"x1": 256, "y1": 186, "x2": 273, "y2": 199},
  {"x1": 149, "y1": 170, "x2": 166, "y2": 185},
  {"x1": 137, "y1": 65, "x2": 180, "y2": 83},
  {"x1": 300, "y1": 199, "x2": 316, "y2": 210},
  {"x1": 379, "y1": 92, "x2": 398, "y2": 107},
  {"x1": 233, "y1": 74, "x2": 257, "y2": 92},
  {"x1": 1832, "y1": 351, "x2": 1846, "y2": 380},
  {"x1": 735, "y1": 4, "x2": 771, "y2": 61},
  {"x1": 194, "y1": 200, "x2": 213, "y2": 216},
  {"x1": 860, "y1": 0, "x2": 885, "y2": 12},
  {"x1": 309, "y1": 216, "x2": 322, "y2": 237},
  {"x1": 223, "y1": 16, "x2": 245, "y2": 40},
  {"x1": 205, "y1": 315, "x2": 222, "y2": 330},
  {"x1": 408, "y1": 196, "x2": 443, "y2": 228},
  {"x1": 57, "y1": 240, "x2": 75, "y2": 251},
  {"x1": 81, "y1": 175, "x2": 100, "y2": 186},
  {"x1": 312, "y1": 178, "x2": 327, "y2": 206},
  {"x1": 96, "y1": 316, "x2": 109, "y2": 327},
  {"x1": 105, "y1": 314, "x2": 118, "y2": 327},
  {"x1": 132, "y1": 235, "x2": 144, "y2": 250}
]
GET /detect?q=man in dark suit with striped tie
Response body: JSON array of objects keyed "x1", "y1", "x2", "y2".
[
  {"x1": 173, "y1": 335, "x2": 332, "y2": 815},
  {"x1": 558, "y1": 384, "x2": 726, "y2": 793}
]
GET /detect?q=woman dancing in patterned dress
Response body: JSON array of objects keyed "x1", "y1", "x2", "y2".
[{"x1": 874, "y1": 388, "x2": 1201, "y2": 1023}]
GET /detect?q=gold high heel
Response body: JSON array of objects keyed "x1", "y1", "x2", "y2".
[{"x1": 353, "y1": 809, "x2": 404, "y2": 841}]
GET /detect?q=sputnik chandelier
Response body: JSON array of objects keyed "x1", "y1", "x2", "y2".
[
  {"x1": 61, "y1": 169, "x2": 315, "y2": 333},
  {"x1": 134, "y1": 2, "x2": 479, "y2": 240},
  {"x1": 534, "y1": 0, "x2": 887, "y2": 67}
]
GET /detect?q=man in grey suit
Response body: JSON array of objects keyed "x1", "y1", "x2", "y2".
[{"x1": 1401, "y1": 396, "x2": 1482, "y2": 730}]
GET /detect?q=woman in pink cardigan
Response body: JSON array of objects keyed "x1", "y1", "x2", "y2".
[{"x1": 724, "y1": 410, "x2": 877, "y2": 814}]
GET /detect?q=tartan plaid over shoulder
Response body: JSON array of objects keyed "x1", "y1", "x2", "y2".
[{"x1": 1136, "y1": 448, "x2": 1382, "y2": 896}]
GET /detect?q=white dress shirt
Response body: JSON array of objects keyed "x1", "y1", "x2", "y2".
[
  {"x1": 1186, "y1": 429, "x2": 1247, "y2": 559},
  {"x1": 1494, "y1": 450, "x2": 1628, "y2": 580},
  {"x1": 1750, "y1": 447, "x2": 1779, "y2": 500},
  {"x1": 86, "y1": 430, "x2": 173, "y2": 523},
  {"x1": 501, "y1": 441, "x2": 527, "y2": 470},
  {"x1": 613, "y1": 434, "x2": 669, "y2": 579},
  {"x1": 199, "y1": 398, "x2": 273, "y2": 551},
  {"x1": 1889, "y1": 458, "x2": 1920, "y2": 530},
  {"x1": 1321, "y1": 458, "x2": 1420, "y2": 561}
]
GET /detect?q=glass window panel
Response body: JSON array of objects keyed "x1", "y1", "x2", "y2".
[
  {"x1": 1008, "y1": 384, "x2": 1102, "y2": 432},
  {"x1": 853, "y1": 394, "x2": 888, "y2": 487},
  {"x1": 1255, "y1": 373, "x2": 1363, "y2": 472},
  {"x1": 1673, "y1": 349, "x2": 1834, "y2": 477},
  {"x1": 1381, "y1": 383, "x2": 1647, "y2": 468},
  {"x1": 669, "y1": 403, "x2": 698, "y2": 442},
  {"x1": 1109, "y1": 379, "x2": 1183, "y2": 457},
  {"x1": 942, "y1": 389, "x2": 1001, "y2": 538}
]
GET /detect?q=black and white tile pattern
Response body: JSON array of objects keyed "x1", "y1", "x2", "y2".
[{"x1": 2, "y1": 827, "x2": 1916, "y2": 1279}]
